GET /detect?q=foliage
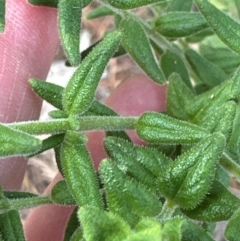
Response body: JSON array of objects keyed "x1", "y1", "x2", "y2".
[{"x1": 1, "y1": 0, "x2": 240, "y2": 240}]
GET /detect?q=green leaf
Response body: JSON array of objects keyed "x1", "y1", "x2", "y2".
[
  {"x1": 69, "y1": 227, "x2": 83, "y2": 241},
  {"x1": 173, "y1": 133, "x2": 225, "y2": 209},
  {"x1": 63, "y1": 31, "x2": 121, "y2": 114},
  {"x1": 60, "y1": 131, "x2": 103, "y2": 208},
  {"x1": 100, "y1": 159, "x2": 162, "y2": 227},
  {"x1": 49, "y1": 110, "x2": 68, "y2": 119},
  {"x1": 149, "y1": 38, "x2": 164, "y2": 56},
  {"x1": 136, "y1": 112, "x2": 210, "y2": 145},
  {"x1": 161, "y1": 217, "x2": 184, "y2": 241},
  {"x1": 167, "y1": 0, "x2": 192, "y2": 11},
  {"x1": 29, "y1": 78, "x2": 64, "y2": 110},
  {"x1": 106, "y1": 0, "x2": 167, "y2": 10},
  {"x1": 183, "y1": 181, "x2": 240, "y2": 222},
  {"x1": 0, "y1": 186, "x2": 10, "y2": 210},
  {"x1": 225, "y1": 207, "x2": 240, "y2": 241},
  {"x1": 27, "y1": 134, "x2": 64, "y2": 158},
  {"x1": 235, "y1": 0, "x2": 240, "y2": 19},
  {"x1": 185, "y1": 49, "x2": 228, "y2": 87},
  {"x1": 121, "y1": 18, "x2": 165, "y2": 84},
  {"x1": 161, "y1": 52, "x2": 192, "y2": 89},
  {"x1": 63, "y1": 208, "x2": 80, "y2": 241},
  {"x1": 124, "y1": 219, "x2": 162, "y2": 241},
  {"x1": 0, "y1": 0, "x2": 5, "y2": 33},
  {"x1": 28, "y1": 0, "x2": 58, "y2": 7},
  {"x1": 155, "y1": 12, "x2": 208, "y2": 38},
  {"x1": 51, "y1": 180, "x2": 76, "y2": 205},
  {"x1": 200, "y1": 45, "x2": 240, "y2": 75},
  {"x1": 157, "y1": 133, "x2": 225, "y2": 208},
  {"x1": 185, "y1": 67, "x2": 240, "y2": 121},
  {"x1": 185, "y1": 28, "x2": 213, "y2": 43},
  {"x1": 199, "y1": 101, "x2": 236, "y2": 141},
  {"x1": 79, "y1": 206, "x2": 131, "y2": 241},
  {"x1": 104, "y1": 136, "x2": 170, "y2": 193},
  {"x1": 194, "y1": 0, "x2": 240, "y2": 55},
  {"x1": 0, "y1": 124, "x2": 42, "y2": 157},
  {"x1": 58, "y1": 0, "x2": 82, "y2": 66},
  {"x1": 87, "y1": 6, "x2": 114, "y2": 19},
  {"x1": 167, "y1": 73, "x2": 195, "y2": 120},
  {"x1": 182, "y1": 219, "x2": 214, "y2": 241},
  {"x1": 0, "y1": 210, "x2": 25, "y2": 241},
  {"x1": 228, "y1": 103, "x2": 240, "y2": 158},
  {"x1": 3, "y1": 190, "x2": 37, "y2": 199}
]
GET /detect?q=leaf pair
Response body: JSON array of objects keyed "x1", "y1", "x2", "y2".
[
  {"x1": 157, "y1": 133, "x2": 225, "y2": 209},
  {"x1": 100, "y1": 159, "x2": 162, "y2": 227},
  {"x1": 63, "y1": 31, "x2": 121, "y2": 115}
]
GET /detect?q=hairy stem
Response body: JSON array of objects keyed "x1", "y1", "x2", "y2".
[{"x1": 7, "y1": 116, "x2": 139, "y2": 135}]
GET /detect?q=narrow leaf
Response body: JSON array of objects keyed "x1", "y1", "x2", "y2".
[
  {"x1": 0, "y1": 124, "x2": 42, "y2": 157},
  {"x1": 155, "y1": 12, "x2": 208, "y2": 38},
  {"x1": 63, "y1": 207, "x2": 79, "y2": 241},
  {"x1": 185, "y1": 28, "x2": 213, "y2": 43},
  {"x1": 100, "y1": 159, "x2": 162, "y2": 227},
  {"x1": 63, "y1": 31, "x2": 121, "y2": 114},
  {"x1": 106, "y1": 0, "x2": 167, "y2": 10},
  {"x1": 161, "y1": 52, "x2": 192, "y2": 89},
  {"x1": 104, "y1": 136, "x2": 170, "y2": 193},
  {"x1": 136, "y1": 112, "x2": 210, "y2": 145},
  {"x1": 195, "y1": 0, "x2": 240, "y2": 55},
  {"x1": 79, "y1": 206, "x2": 131, "y2": 241},
  {"x1": 87, "y1": 6, "x2": 114, "y2": 19},
  {"x1": 0, "y1": 210, "x2": 25, "y2": 241},
  {"x1": 182, "y1": 219, "x2": 214, "y2": 241},
  {"x1": 51, "y1": 180, "x2": 76, "y2": 205},
  {"x1": 167, "y1": 0, "x2": 193, "y2": 12},
  {"x1": 185, "y1": 49, "x2": 228, "y2": 87},
  {"x1": 183, "y1": 181, "x2": 240, "y2": 222},
  {"x1": 225, "y1": 207, "x2": 240, "y2": 241},
  {"x1": 28, "y1": 0, "x2": 58, "y2": 7},
  {"x1": 121, "y1": 18, "x2": 165, "y2": 84},
  {"x1": 162, "y1": 218, "x2": 184, "y2": 241},
  {"x1": 29, "y1": 78, "x2": 64, "y2": 110},
  {"x1": 167, "y1": 73, "x2": 195, "y2": 120},
  {"x1": 69, "y1": 227, "x2": 83, "y2": 241},
  {"x1": 124, "y1": 219, "x2": 162, "y2": 241},
  {"x1": 200, "y1": 45, "x2": 240, "y2": 75},
  {"x1": 58, "y1": 0, "x2": 82, "y2": 66},
  {"x1": 173, "y1": 133, "x2": 225, "y2": 209},
  {"x1": 0, "y1": 0, "x2": 5, "y2": 33},
  {"x1": 157, "y1": 133, "x2": 225, "y2": 205},
  {"x1": 60, "y1": 131, "x2": 103, "y2": 208},
  {"x1": 200, "y1": 101, "x2": 236, "y2": 141},
  {"x1": 27, "y1": 134, "x2": 64, "y2": 158}
]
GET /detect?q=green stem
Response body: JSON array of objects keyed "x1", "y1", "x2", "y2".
[
  {"x1": 220, "y1": 152, "x2": 240, "y2": 181},
  {"x1": 8, "y1": 119, "x2": 70, "y2": 135},
  {"x1": 156, "y1": 199, "x2": 177, "y2": 221},
  {"x1": 5, "y1": 196, "x2": 53, "y2": 211},
  {"x1": 74, "y1": 116, "x2": 138, "y2": 131},
  {"x1": 7, "y1": 116, "x2": 139, "y2": 135}
]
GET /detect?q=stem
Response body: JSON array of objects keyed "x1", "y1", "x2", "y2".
[
  {"x1": 6, "y1": 116, "x2": 139, "y2": 135},
  {"x1": 156, "y1": 199, "x2": 177, "y2": 221},
  {"x1": 75, "y1": 116, "x2": 138, "y2": 131},
  {"x1": 220, "y1": 152, "x2": 240, "y2": 181},
  {"x1": 8, "y1": 119, "x2": 70, "y2": 135},
  {"x1": 5, "y1": 196, "x2": 53, "y2": 211}
]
